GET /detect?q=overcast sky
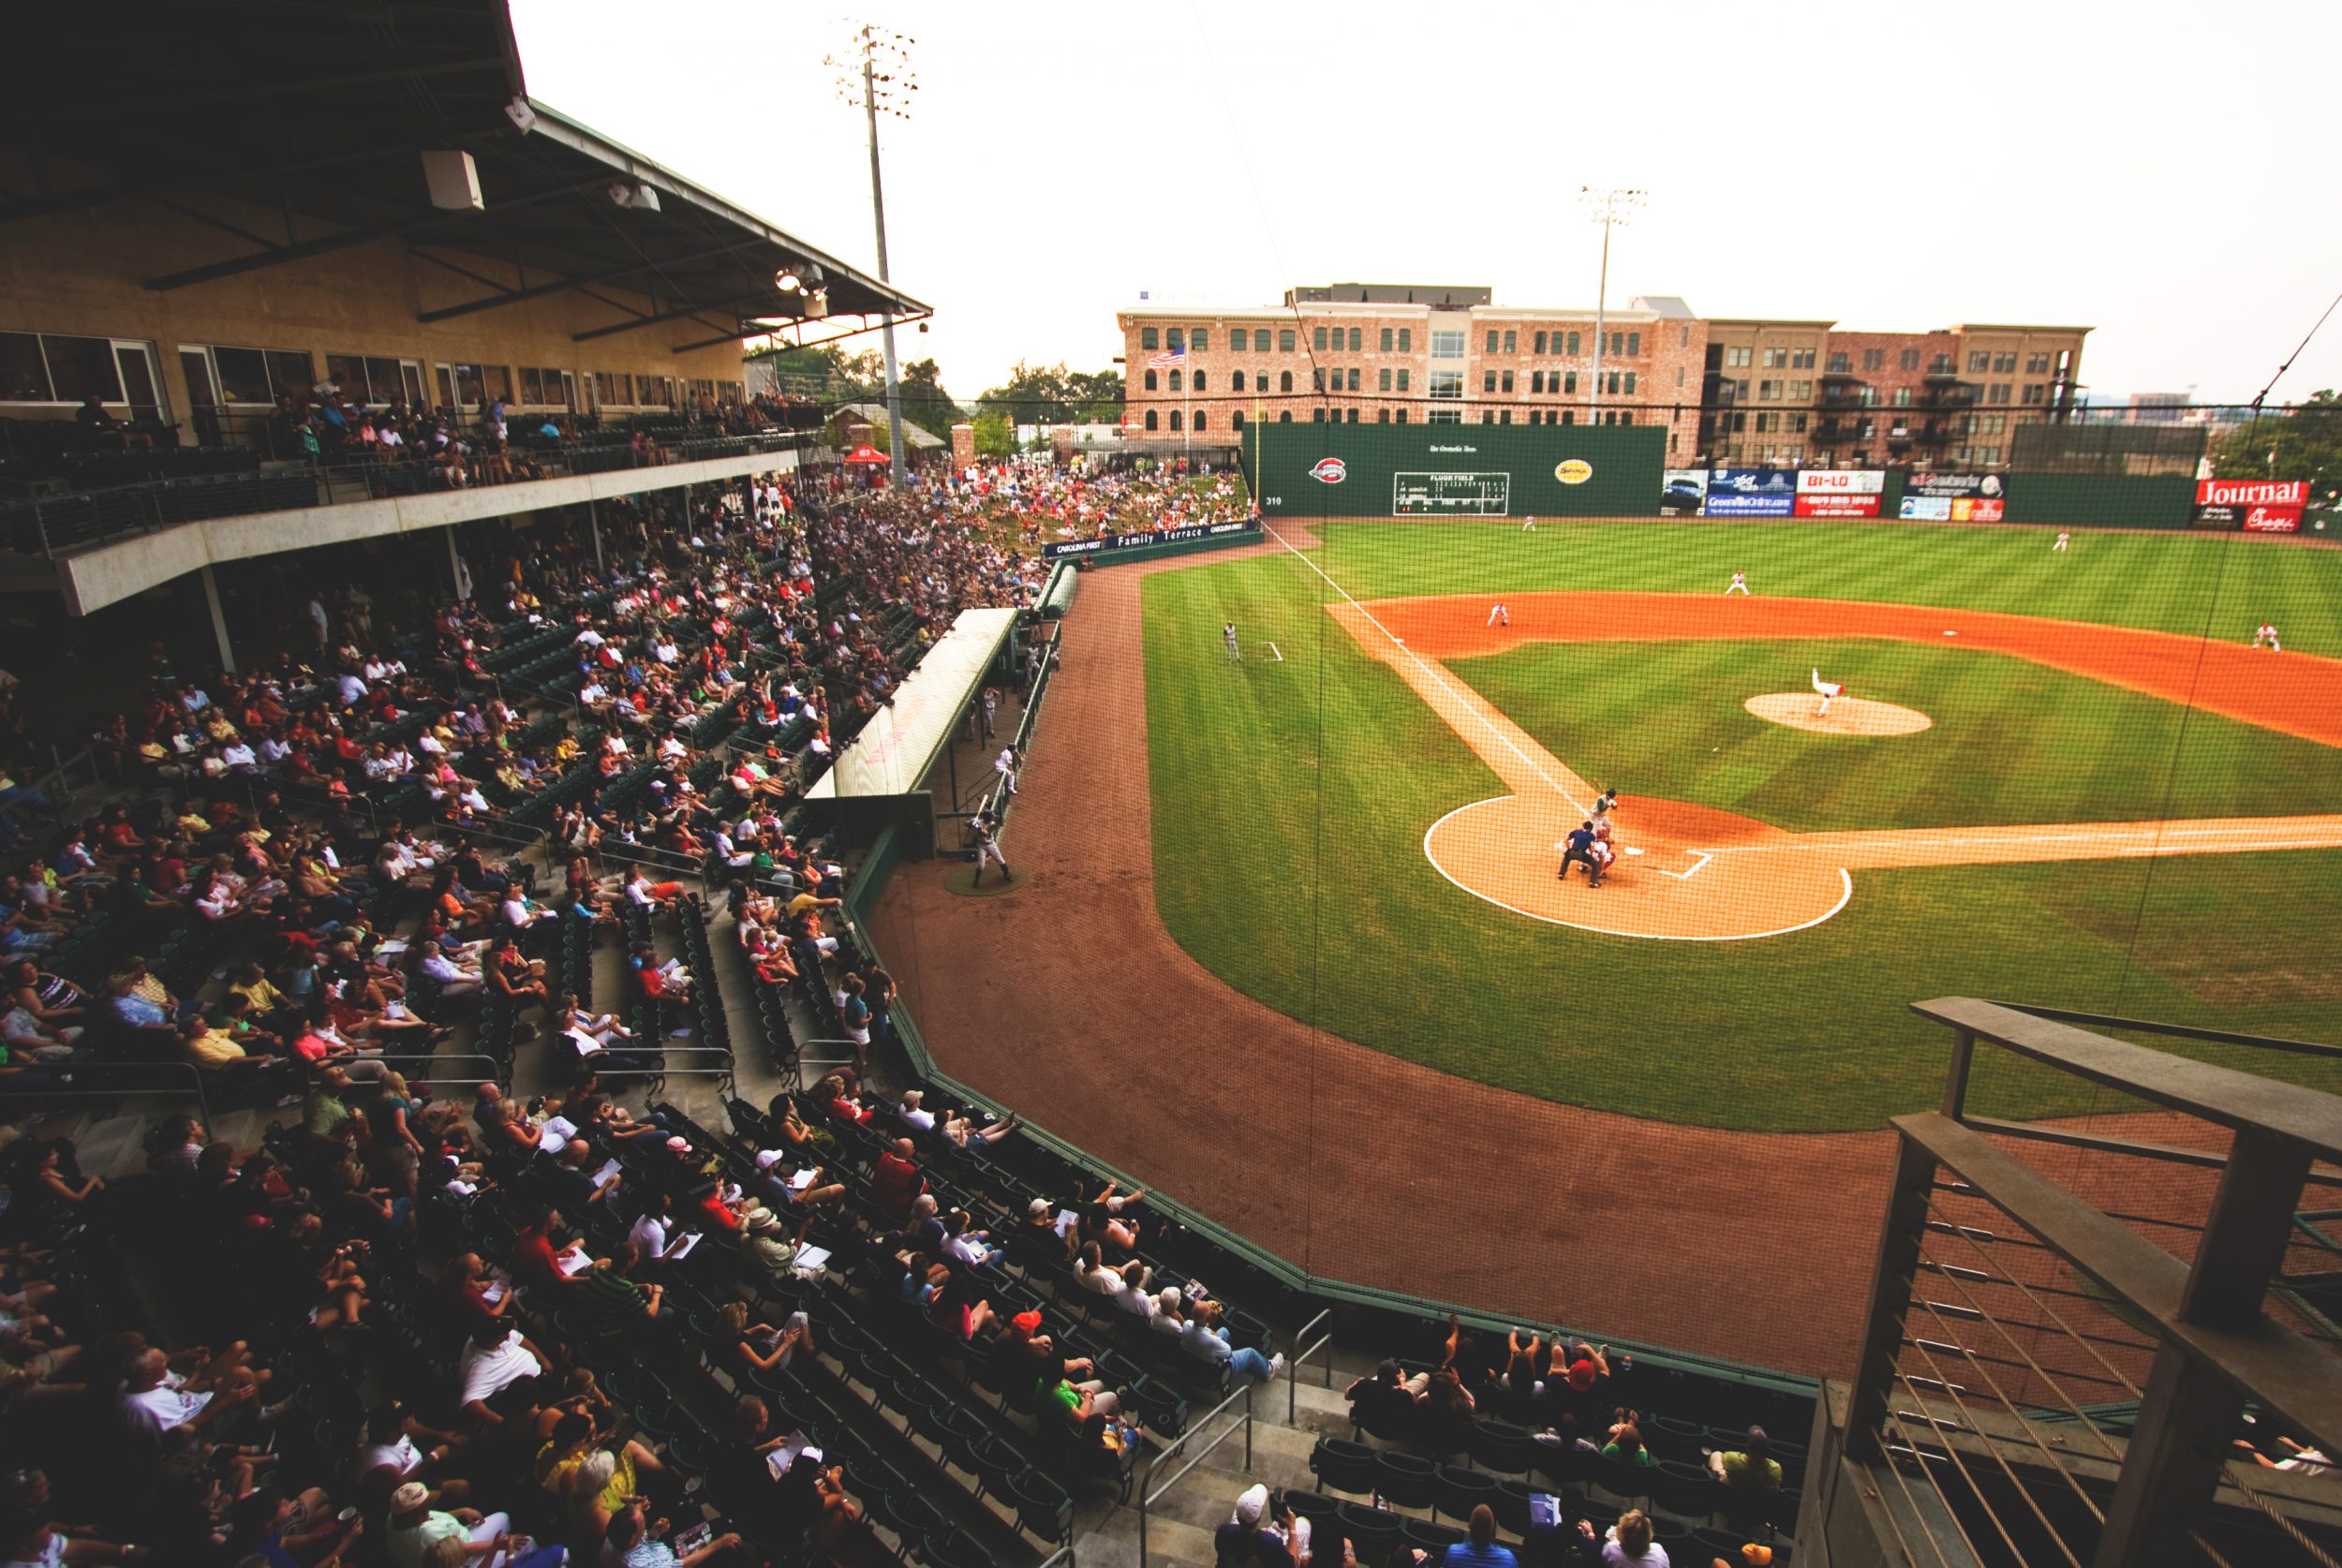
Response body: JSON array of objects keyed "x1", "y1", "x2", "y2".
[{"x1": 510, "y1": 0, "x2": 2340, "y2": 407}]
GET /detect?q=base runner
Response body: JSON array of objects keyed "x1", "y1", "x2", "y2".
[{"x1": 1811, "y1": 668, "x2": 1845, "y2": 717}]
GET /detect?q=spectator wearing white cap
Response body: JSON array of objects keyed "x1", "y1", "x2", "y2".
[{"x1": 383, "y1": 1479, "x2": 512, "y2": 1567}]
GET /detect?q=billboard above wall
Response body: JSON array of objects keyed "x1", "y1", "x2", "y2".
[{"x1": 1899, "y1": 472, "x2": 2008, "y2": 522}]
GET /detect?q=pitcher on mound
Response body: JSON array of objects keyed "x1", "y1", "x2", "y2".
[{"x1": 1811, "y1": 669, "x2": 1845, "y2": 717}]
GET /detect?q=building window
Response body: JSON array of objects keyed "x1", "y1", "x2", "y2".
[
  {"x1": 1399, "y1": 329, "x2": 1413, "y2": 352},
  {"x1": 1482, "y1": 411, "x2": 1495, "y2": 424},
  {"x1": 1761, "y1": 348, "x2": 1785, "y2": 368},
  {"x1": 1379, "y1": 368, "x2": 1392, "y2": 392},
  {"x1": 1313, "y1": 327, "x2": 1328, "y2": 351},
  {"x1": 1428, "y1": 370, "x2": 1463, "y2": 399},
  {"x1": 1501, "y1": 370, "x2": 1515, "y2": 392},
  {"x1": 1564, "y1": 371, "x2": 1578, "y2": 394},
  {"x1": 1989, "y1": 383, "x2": 2012, "y2": 405},
  {"x1": 1312, "y1": 408, "x2": 1325, "y2": 422},
  {"x1": 1485, "y1": 331, "x2": 1499, "y2": 353},
  {"x1": 1168, "y1": 369, "x2": 1183, "y2": 392},
  {"x1": 1347, "y1": 407, "x2": 1359, "y2": 422},
  {"x1": 1892, "y1": 387, "x2": 1913, "y2": 407},
  {"x1": 1377, "y1": 407, "x2": 1389, "y2": 423},
  {"x1": 1280, "y1": 371, "x2": 1294, "y2": 392},
  {"x1": 1233, "y1": 409, "x2": 1245, "y2": 429},
  {"x1": 1992, "y1": 352, "x2": 2017, "y2": 373},
  {"x1": 1563, "y1": 411, "x2": 1575, "y2": 425},
  {"x1": 1620, "y1": 411, "x2": 1632, "y2": 425},
  {"x1": 1967, "y1": 350, "x2": 1990, "y2": 372},
  {"x1": 1626, "y1": 332, "x2": 1640, "y2": 357},
  {"x1": 1348, "y1": 328, "x2": 1362, "y2": 352},
  {"x1": 1144, "y1": 370, "x2": 1158, "y2": 392},
  {"x1": 1194, "y1": 411, "x2": 1208, "y2": 430},
  {"x1": 1194, "y1": 371, "x2": 1208, "y2": 391},
  {"x1": 1900, "y1": 348, "x2": 1921, "y2": 370},
  {"x1": 1482, "y1": 371, "x2": 1498, "y2": 393},
  {"x1": 1279, "y1": 410, "x2": 1292, "y2": 422},
  {"x1": 1861, "y1": 348, "x2": 1884, "y2": 370},
  {"x1": 1826, "y1": 352, "x2": 1850, "y2": 373},
  {"x1": 1231, "y1": 328, "x2": 1249, "y2": 352},
  {"x1": 1794, "y1": 348, "x2": 1816, "y2": 368},
  {"x1": 1759, "y1": 380, "x2": 1779, "y2": 400},
  {"x1": 1607, "y1": 372, "x2": 1623, "y2": 395},
  {"x1": 1499, "y1": 410, "x2": 1512, "y2": 424},
  {"x1": 1726, "y1": 347, "x2": 1751, "y2": 368},
  {"x1": 1141, "y1": 328, "x2": 1158, "y2": 350},
  {"x1": 1534, "y1": 332, "x2": 1547, "y2": 354},
  {"x1": 1380, "y1": 327, "x2": 1393, "y2": 351},
  {"x1": 1397, "y1": 370, "x2": 1410, "y2": 392},
  {"x1": 1430, "y1": 330, "x2": 1464, "y2": 358},
  {"x1": 2022, "y1": 383, "x2": 2045, "y2": 404},
  {"x1": 1531, "y1": 371, "x2": 1544, "y2": 394},
  {"x1": 1312, "y1": 368, "x2": 1326, "y2": 393},
  {"x1": 1503, "y1": 330, "x2": 1518, "y2": 354},
  {"x1": 1395, "y1": 408, "x2": 1408, "y2": 423},
  {"x1": 1794, "y1": 414, "x2": 1808, "y2": 432},
  {"x1": 1427, "y1": 408, "x2": 1461, "y2": 424},
  {"x1": 1342, "y1": 368, "x2": 1357, "y2": 392},
  {"x1": 1232, "y1": 370, "x2": 1246, "y2": 392},
  {"x1": 1144, "y1": 409, "x2": 1158, "y2": 430},
  {"x1": 1624, "y1": 373, "x2": 1637, "y2": 394},
  {"x1": 1166, "y1": 328, "x2": 1184, "y2": 351},
  {"x1": 1192, "y1": 329, "x2": 1208, "y2": 351},
  {"x1": 1566, "y1": 332, "x2": 1581, "y2": 355},
  {"x1": 1280, "y1": 330, "x2": 1297, "y2": 352},
  {"x1": 2025, "y1": 352, "x2": 2051, "y2": 374},
  {"x1": 1169, "y1": 409, "x2": 1183, "y2": 431}
]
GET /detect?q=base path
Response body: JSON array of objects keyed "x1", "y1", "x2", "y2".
[
  {"x1": 1332, "y1": 591, "x2": 2342, "y2": 941},
  {"x1": 871, "y1": 542, "x2": 1902, "y2": 1377}
]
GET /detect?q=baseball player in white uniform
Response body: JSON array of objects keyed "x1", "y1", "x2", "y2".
[
  {"x1": 2053, "y1": 532, "x2": 2071, "y2": 552},
  {"x1": 1726, "y1": 571, "x2": 1750, "y2": 595},
  {"x1": 2253, "y1": 622, "x2": 2282, "y2": 651},
  {"x1": 971, "y1": 814, "x2": 1011, "y2": 886},
  {"x1": 1521, "y1": 514, "x2": 1537, "y2": 532},
  {"x1": 1487, "y1": 602, "x2": 1510, "y2": 628},
  {"x1": 1223, "y1": 622, "x2": 1240, "y2": 662},
  {"x1": 1811, "y1": 669, "x2": 1845, "y2": 717}
]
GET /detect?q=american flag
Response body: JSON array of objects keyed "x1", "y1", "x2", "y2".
[{"x1": 1146, "y1": 346, "x2": 1186, "y2": 370}]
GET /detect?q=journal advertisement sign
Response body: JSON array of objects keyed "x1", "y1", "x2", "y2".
[
  {"x1": 1898, "y1": 472, "x2": 2008, "y2": 523},
  {"x1": 1659, "y1": 468, "x2": 1710, "y2": 516},
  {"x1": 1703, "y1": 467, "x2": 1799, "y2": 517},
  {"x1": 2193, "y1": 479, "x2": 2305, "y2": 533},
  {"x1": 1792, "y1": 469, "x2": 1886, "y2": 518}
]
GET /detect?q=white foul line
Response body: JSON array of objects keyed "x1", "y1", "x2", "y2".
[
  {"x1": 1261, "y1": 523, "x2": 1590, "y2": 814},
  {"x1": 1658, "y1": 851, "x2": 1713, "y2": 880},
  {"x1": 1267, "y1": 642, "x2": 1283, "y2": 662}
]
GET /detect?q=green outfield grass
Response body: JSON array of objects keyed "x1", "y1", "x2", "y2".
[{"x1": 1141, "y1": 521, "x2": 2342, "y2": 1132}]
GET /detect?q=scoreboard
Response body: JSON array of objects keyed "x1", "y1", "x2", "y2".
[{"x1": 1393, "y1": 470, "x2": 1512, "y2": 515}]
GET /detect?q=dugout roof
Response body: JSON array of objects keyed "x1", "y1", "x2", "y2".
[
  {"x1": 9, "y1": 0, "x2": 925, "y2": 351},
  {"x1": 808, "y1": 608, "x2": 1020, "y2": 799}
]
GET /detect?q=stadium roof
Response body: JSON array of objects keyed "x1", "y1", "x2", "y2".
[{"x1": 8, "y1": 0, "x2": 925, "y2": 354}]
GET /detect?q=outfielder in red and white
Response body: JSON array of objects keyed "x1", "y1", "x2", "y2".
[
  {"x1": 1812, "y1": 668, "x2": 1845, "y2": 717},
  {"x1": 2253, "y1": 622, "x2": 2281, "y2": 651}
]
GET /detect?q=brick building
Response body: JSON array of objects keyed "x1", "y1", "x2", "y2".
[{"x1": 1119, "y1": 286, "x2": 2087, "y2": 470}]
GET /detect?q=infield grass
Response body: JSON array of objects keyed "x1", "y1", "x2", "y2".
[{"x1": 1141, "y1": 520, "x2": 2342, "y2": 1131}]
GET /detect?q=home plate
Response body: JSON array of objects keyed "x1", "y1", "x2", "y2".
[
  {"x1": 1945, "y1": 630, "x2": 1957, "y2": 636},
  {"x1": 1622, "y1": 846, "x2": 1646, "y2": 855}
]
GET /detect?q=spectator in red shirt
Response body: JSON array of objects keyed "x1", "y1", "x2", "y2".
[
  {"x1": 870, "y1": 1138, "x2": 925, "y2": 1215},
  {"x1": 510, "y1": 1206, "x2": 585, "y2": 1288}
]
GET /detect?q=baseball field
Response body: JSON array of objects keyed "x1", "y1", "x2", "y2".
[{"x1": 1139, "y1": 519, "x2": 2342, "y2": 1132}]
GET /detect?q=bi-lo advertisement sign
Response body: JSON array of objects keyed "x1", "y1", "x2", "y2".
[
  {"x1": 2193, "y1": 479, "x2": 2305, "y2": 533},
  {"x1": 1793, "y1": 469, "x2": 1885, "y2": 518},
  {"x1": 1898, "y1": 472, "x2": 2008, "y2": 523}
]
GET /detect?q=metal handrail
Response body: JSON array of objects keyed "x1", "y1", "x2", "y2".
[
  {"x1": 1137, "y1": 1380, "x2": 1253, "y2": 1566},
  {"x1": 0, "y1": 1060, "x2": 218, "y2": 1123},
  {"x1": 1287, "y1": 1307, "x2": 1337, "y2": 1424}
]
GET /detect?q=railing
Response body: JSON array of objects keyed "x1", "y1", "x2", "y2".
[
  {"x1": 0, "y1": 1059, "x2": 221, "y2": 1123},
  {"x1": 1830, "y1": 998, "x2": 2342, "y2": 1568},
  {"x1": 1286, "y1": 1307, "x2": 1337, "y2": 1425},
  {"x1": 1136, "y1": 1378, "x2": 1254, "y2": 1566}
]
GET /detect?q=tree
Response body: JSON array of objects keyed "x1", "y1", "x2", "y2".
[
  {"x1": 2211, "y1": 391, "x2": 2342, "y2": 509},
  {"x1": 895, "y1": 358, "x2": 964, "y2": 442},
  {"x1": 971, "y1": 410, "x2": 1015, "y2": 459},
  {"x1": 978, "y1": 361, "x2": 1125, "y2": 425}
]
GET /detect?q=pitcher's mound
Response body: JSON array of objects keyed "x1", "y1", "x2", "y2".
[{"x1": 1745, "y1": 693, "x2": 1933, "y2": 736}]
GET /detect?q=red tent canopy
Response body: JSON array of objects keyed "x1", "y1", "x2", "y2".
[{"x1": 843, "y1": 444, "x2": 888, "y2": 466}]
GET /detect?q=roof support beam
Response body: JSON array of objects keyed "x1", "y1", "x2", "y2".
[
  {"x1": 145, "y1": 182, "x2": 581, "y2": 291},
  {"x1": 128, "y1": 56, "x2": 505, "y2": 113},
  {"x1": 689, "y1": 313, "x2": 921, "y2": 357},
  {"x1": 574, "y1": 295, "x2": 782, "y2": 343},
  {"x1": 414, "y1": 238, "x2": 768, "y2": 323},
  {"x1": 0, "y1": 140, "x2": 446, "y2": 224}
]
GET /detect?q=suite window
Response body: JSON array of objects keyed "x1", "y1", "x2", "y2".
[
  {"x1": 1380, "y1": 327, "x2": 1393, "y2": 351},
  {"x1": 1430, "y1": 330, "x2": 1464, "y2": 358},
  {"x1": 1428, "y1": 370, "x2": 1463, "y2": 399},
  {"x1": 1141, "y1": 328, "x2": 1158, "y2": 350},
  {"x1": 188, "y1": 344, "x2": 313, "y2": 406},
  {"x1": 4, "y1": 332, "x2": 166, "y2": 412},
  {"x1": 1279, "y1": 330, "x2": 1296, "y2": 352}
]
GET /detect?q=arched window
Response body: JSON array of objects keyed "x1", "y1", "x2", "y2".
[
  {"x1": 1232, "y1": 370, "x2": 1246, "y2": 392},
  {"x1": 1144, "y1": 409, "x2": 1159, "y2": 431},
  {"x1": 1280, "y1": 371, "x2": 1293, "y2": 392},
  {"x1": 1278, "y1": 410, "x2": 1292, "y2": 422},
  {"x1": 1193, "y1": 371, "x2": 1207, "y2": 392},
  {"x1": 1144, "y1": 370, "x2": 1158, "y2": 392},
  {"x1": 1168, "y1": 369, "x2": 1182, "y2": 392},
  {"x1": 1193, "y1": 411, "x2": 1208, "y2": 431},
  {"x1": 1232, "y1": 409, "x2": 1246, "y2": 430},
  {"x1": 1169, "y1": 409, "x2": 1183, "y2": 431}
]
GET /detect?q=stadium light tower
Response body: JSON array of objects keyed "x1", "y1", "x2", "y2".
[
  {"x1": 1579, "y1": 186, "x2": 1645, "y2": 421},
  {"x1": 828, "y1": 24, "x2": 917, "y2": 481}
]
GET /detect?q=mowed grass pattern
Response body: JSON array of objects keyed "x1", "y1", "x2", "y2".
[{"x1": 1141, "y1": 521, "x2": 2342, "y2": 1131}]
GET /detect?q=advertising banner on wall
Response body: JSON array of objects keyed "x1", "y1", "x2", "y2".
[
  {"x1": 1041, "y1": 521, "x2": 1259, "y2": 559},
  {"x1": 1898, "y1": 472, "x2": 2008, "y2": 523},
  {"x1": 2194, "y1": 479, "x2": 2305, "y2": 533},
  {"x1": 1793, "y1": 469, "x2": 1886, "y2": 518},
  {"x1": 1703, "y1": 467, "x2": 1800, "y2": 516},
  {"x1": 1660, "y1": 469, "x2": 1710, "y2": 515}
]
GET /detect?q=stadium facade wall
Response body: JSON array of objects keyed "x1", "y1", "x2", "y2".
[{"x1": 1246, "y1": 423, "x2": 1668, "y2": 519}]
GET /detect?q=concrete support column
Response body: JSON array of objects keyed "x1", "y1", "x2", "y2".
[
  {"x1": 445, "y1": 528, "x2": 468, "y2": 599},
  {"x1": 588, "y1": 499, "x2": 605, "y2": 572},
  {"x1": 200, "y1": 564, "x2": 235, "y2": 674}
]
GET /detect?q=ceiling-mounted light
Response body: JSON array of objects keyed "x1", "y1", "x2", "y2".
[
  {"x1": 806, "y1": 288, "x2": 829, "y2": 320},
  {"x1": 607, "y1": 180, "x2": 660, "y2": 212},
  {"x1": 802, "y1": 263, "x2": 825, "y2": 290},
  {"x1": 775, "y1": 266, "x2": 802, "y2": 292}
]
